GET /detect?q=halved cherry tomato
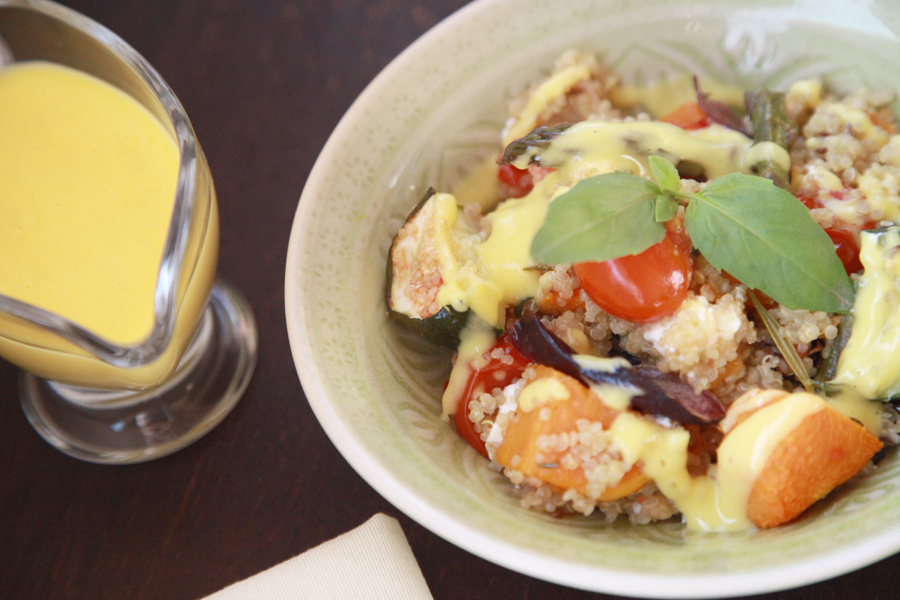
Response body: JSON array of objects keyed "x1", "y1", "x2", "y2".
[
  {"x1": 798, "y1": 195, "x2": 821, "y2": 211},
  {"x1": 825, "y1": 228, "x2": 863, "y2": 274},
  {"x1": 798, "y1": 193, "x2": 865, "y2": 274},
  {"x1": 660, "y1": 102, "x2": 711, "y2": 130},
  {"x1": 574, "y1": 231, "x2": 692, "y2": 323},
  {"x1": 453, "y1": 337, "x2": 531, "y2": 457},
  {"x1": 497, "y1": 164, "x2": 533, "y2": 198},
  {"x1": 497, "y1": 164, "x2": 555, "y2": 199}
]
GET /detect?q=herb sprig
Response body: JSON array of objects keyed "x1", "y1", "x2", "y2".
[{"x1": 531, "y1": 156, "x2": 855, "y2": 313}]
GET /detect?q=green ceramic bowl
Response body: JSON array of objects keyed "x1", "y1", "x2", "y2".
[{"x1": 285, "y1": 0, "x2": 900, "y2": 596}]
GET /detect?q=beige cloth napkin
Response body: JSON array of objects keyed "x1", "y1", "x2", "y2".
[{"x1": 203, "y1": 514, "x2": 434, "y2": 600}]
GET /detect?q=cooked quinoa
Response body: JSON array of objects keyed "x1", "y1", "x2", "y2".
[
  {"x1": 389, "y1": 49, "x2": 900, "y2": 529},
  {"x1": 503, "y1": 58, "x2": 899, "y2": 522}
]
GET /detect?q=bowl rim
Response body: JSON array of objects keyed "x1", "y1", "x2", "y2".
[{"x1": 285, "y1": 0, "x2": 900, "y2": 595}]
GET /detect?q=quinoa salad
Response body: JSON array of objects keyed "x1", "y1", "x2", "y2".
[{"x1": 386, "y1": 50, "x2": 900, "y2": 532}]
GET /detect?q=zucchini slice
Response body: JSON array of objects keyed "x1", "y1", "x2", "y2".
[{"x1": 386, "y1": 188, "x2": 483, "y2": 348}]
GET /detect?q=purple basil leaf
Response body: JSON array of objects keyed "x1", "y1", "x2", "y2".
[
  {"x1": 630, "y1": 367, "x2": 726, "y2": 424},
  {"x1": 694, "y1": 76, "x2": 753, "y2": 137},
  {"x1": 507, "y1": 302, "x2": 726, "y2": 424},
  {"x1": 507, "y1": 301, "x2": 584, "y2": 382}
]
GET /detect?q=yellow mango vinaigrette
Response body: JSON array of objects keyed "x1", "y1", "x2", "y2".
[{"x1": 0, "y1": 61, "x2": 179, "y2": 346}]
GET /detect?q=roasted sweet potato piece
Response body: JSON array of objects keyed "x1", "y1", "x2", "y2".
[
  {"x1": 746, "y1": 402, "x2": 882, "y2": 529},
  {"x1": 600, "y1": 465, "x2": 651, "y2": 501},
  {"x1": 723, "y1": 390, "x2": 883, "y2": 529},
  {"x1": 496, "y1": 365, "x2": 650, "y2": 500},
  {"x1": 537, "y1": 284, "x2": 586, "y2": 316}
]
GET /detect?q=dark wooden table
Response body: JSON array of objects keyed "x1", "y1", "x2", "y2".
[{"x1": 2, "y1": 1, "x2": 900, "y2": 599}]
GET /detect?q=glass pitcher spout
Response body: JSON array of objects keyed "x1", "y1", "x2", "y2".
[{"x1": 0, "y1": 0, "x2": 257, "y2": 463}]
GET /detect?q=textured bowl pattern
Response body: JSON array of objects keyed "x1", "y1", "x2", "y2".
[{"x1": 286, "y1": 0, "x2": 900, "y2": 596}]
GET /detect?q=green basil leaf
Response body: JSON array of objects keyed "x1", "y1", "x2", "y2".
[
  {"x1": 685, "y1": 173, "x2": 855, "y2": 313},
  {"x1": 649, "y1": 155, "x2": 681, "y2": 192},
  {"x1": 654, "y1": 192, "x2": 679, "y2": 223},
  {"x1": 531, "y1": 172, "x2": 665, "y2": 264}
]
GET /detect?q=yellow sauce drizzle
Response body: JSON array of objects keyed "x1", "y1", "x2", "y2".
[
  {"x1": 441, "y1": 317, "x2": 497, "y2": 420},
  {"x1": 518, "y1": 377, "x2": 571, "y2": 413},
  {"x1": 503, "y1": 65, "x2": 592, "y2": 146},
  {"x1": 606, "y1": 390, "x2": 828, "y2": 532},
  {"x1": 610, "y1": 73, "x2": 746, "y2": 119},
  {"x1": 573, "y1": 355, "x2": 641, "y2": 411},
  {"x1": 744, "y1": 141, "x2": 792, "y2": 174},
  {"x1": 437, "y1": 121, "x2": 753, "y2": 327},
  {"x1": 451, "y1": 156, "x2": 501, "y2": 212},
  {"x1": 834, "y1": 226, "x2": 900, "y2": 399}
]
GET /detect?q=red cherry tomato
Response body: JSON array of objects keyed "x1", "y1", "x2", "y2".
[
  {"x1": 799, "y1": 195, "x2": 821, "y2": 211},
  {"x1": 497, "y1": 164, "x2": 534, "y2": 198},
  {"x1": 453, "y1": 337, "x2": 530, "y2": 457},
  {"x1": 574, "y1": 232, "x2": 692, "y2": 323},
  {"x1": 660, "y1": 102, "x2": 711, "y2": 130},
  {"x1": 825, "y1": 228, "x2": 863, "y2": 274},
  {"x1": 798, "y1": 193, "x2": 865, "y2": 274},
  {"x1": 497, "y1": 164, "x2": 555, "y2": 198}
]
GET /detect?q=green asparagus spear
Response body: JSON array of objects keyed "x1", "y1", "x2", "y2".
[
  {"x1": 816, "y1": 312, "x2": 854, "y2": 384},
  {"x1": 744, "y1": 89, "x2": 797, "y2": 190},
  {"x1": 498, "y1": 123, "x2": 572, "y2": 166}
]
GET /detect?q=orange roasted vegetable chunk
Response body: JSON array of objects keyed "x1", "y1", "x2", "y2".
[
  {"x1": 660, "y1": 101, "x2": 711, "y2": 130},
  {"x1": 537, "y1": 272, "x2": 586, "y2": 316},
  {"x1": 496, "y1": 365, "x2": 650, "y2": 501},
  {"x1": 744, "y1": 399, "x2": 882, "y2": 529}
]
